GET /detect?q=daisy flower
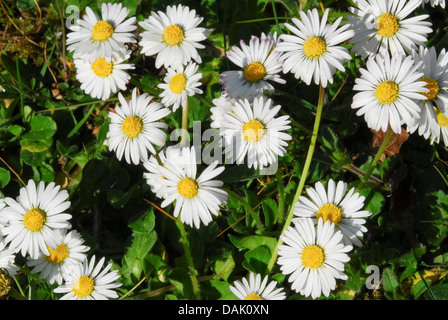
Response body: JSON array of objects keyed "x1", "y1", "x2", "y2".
[
  {"x1": 74, "y1": 50, "x2": 134, "y2": 101},
  {"x1": 26, "y1": 229, "x2": 90, "y2": 285},
  {"x1": 347, "y1": 0, "x2": 432, "y2": 59},
  {"x1": 422, "y1": 0, "x2": 445, "y2": 8},
  {"x1": 229, "y1": 272, "x2": 286, "y2": 300},
  {"x1": 158, "y1": 62, "x2": 203, "y2": 112},
  {"x1": 143, "y1": 146, "x2": 183, "y2": 199},
  {"x1": 407, "y1": 46, "x2": 448, "y2": 144},
  {"x1": 0, "y1": 240, "x2": 19, "y2": 277},
  {"x1": 351, "y1": 51, "x2": 428, "y2": 134},
  {"x1": 53, "y1": 255, "x2": 121, "y2": 300},
  {"x1": 220, "y1": 96, "x2": 292, "y2": 170},
  {"x1": 139, "y1": 4, "x2": 208, "y2": 69},
  {"x1": 277, "y1": 218, "x2": 352, "y2": 299},
  {"x1": 107, "y1": 88, "x2": 171, "y2": 165},
  {"x1": 275, "y1": 8, "x2": 354, "y2": 88},
  {"x1": 157, "y1": 146, "x2": 228, "y2": 229},
  {"x1": 66, "y1": 2, "x2": 137, "y2": 60},
  {"x1": 292, "y1": 179, "x2": 372, "y2": 247},
  {"x1": 219, "y1": 32, "x2": 286, "y2": 102},
  {"x1": 1, "y1": 180, "x2": 72, "y2": 259}
]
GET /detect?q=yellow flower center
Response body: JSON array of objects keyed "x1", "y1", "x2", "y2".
[
  {"x1": 316, "y1": 203, "x2": 343, "y2": 226},
  {"x1": 301, "y1": 244, "x2": 325, "y2": 269},
  {"x1": 45, "y1": 243, "x2": 69, "y2": 265},
  {"x1": 0, "y1": 269, "x2": 11, "y2": 298},
  {"x1": 121, "y1": 116, "x2": 143, "y2": 139},
  {"x1": 163, "y1": 24, "x2": 185, "y2": 46},
  {"x1": 73, "y1": 275, "x2": 95, "y2": 298},
  {"x1": 91, "y1": 20, "x2": 114, "y2": 42},
  {"x1": 242, "y1": 119, "x2": 265, "y2": 142},
  {"x1": 23, "y1": 208, "x2": 46, "y2": 232},
  {"x1": 177, "y1": 177, "x2": 199, "y2": 199},
  {"x1": 169, "y1": 73, "x2": 187, "y2": 94},
  {"x1": 377, "y1": 13, "x2": 399, "y2": 38},
  {"x1": 375, "y1": 81, "x2": 399, "y2": 104},
  {"x1": 435, "y1": 108, "x2": 448, "y2": 127},
  {"x1": 91, "y1": 58, "x2": 114, "y2": 78},
  {"x1": 303, "y1": 36, "x2": 327, "y2": 60},
  {"x1": 244, "y1": 62, "x2": 266, "y2": 83},
  {"x1": 420, "y1": 77, "x2": 440, "y2": 101},
  {"x1": 244, "y1": 292, "x2": 263, "y2": 300}
]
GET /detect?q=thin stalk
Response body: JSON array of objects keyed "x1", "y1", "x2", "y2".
[
  {"x1": 276, "y1": 167, "x2": 285, "y2": 224},
  {"x1": 271, "y1": 0, "x2": 281, "y2": 34},
  {"x1": 267, "y1": 85, "x2": 325, "y2": 273},
  {"x1": 180, "y1": 99, "x2": 189, "y2": 148},
  {"x1": 356, "y1": 129, "x2": 393, "y2": 192},
  {"x1": 176, "y1": 219, "x2": 201, "y2": 300}
]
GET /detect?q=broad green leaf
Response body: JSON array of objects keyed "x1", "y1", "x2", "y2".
[
  {"x1": 0, "y1": 167, "x2": 10, "y2": 188},
  {"x1": 430, "y1": 284, "x2": 448, "y2": 300},
  {"x1": 228, "y1": 234, "x2": 277, "y2": 253},
  {"x1": 243, "y1": 245, "x2": 271, "y2": 274},
  {"x1": 166, "y1": 268, "x2": 195, "y2": 300},
  {"x1": 382, "y1": 268, "x2": 399, "y2": 292}
]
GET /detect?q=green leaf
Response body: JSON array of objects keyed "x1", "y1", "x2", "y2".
[
  {"x1": 0, "y1": 167, "x2": 10, "y2": 188},
  {"x1": 228, "y1": 234, "x2": 277, "y2": 253},
  {"x1": 212, "y1": 252, "x2": 235, "y2": 281},
  {"x1": 20, "y1": 150, "x2": 46, "y2": 166},
  {"x1": 346, "y1": 270, "x2": 363, "y2": 292},
  {"x1": 27, "y1": 115, "x2": 57, "y2": 140},
  {"x1": 430, "y1": 284, "x2": 448, "y2": 300},
  {"x1": 123, "y1": 209, "x2": 157, "y2": 279},
  {"x1": 243, "y1": 245, "x2": 271, "y2": 274},
  {"x1": 206, "y1": 280, "x2": 236, "y2": 300},
  {"x1": 262, "y1": 198, "x2": 278, "y2": 229},
  {"x1": 166, "y1": 268, "x2": 195, "y2": 300},
  {"x1": 382, "y1": 268, "x2": 399, "y2": 293}
]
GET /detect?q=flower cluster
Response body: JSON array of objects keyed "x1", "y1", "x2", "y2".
[
  {"x1": 2, "y1": 0, "x2": 447, "y2": 301},
  {"x1": 0, "y1": 180, "x2": 121, "y2": 300}
]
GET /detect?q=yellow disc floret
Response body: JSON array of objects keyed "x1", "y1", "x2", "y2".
[
  {"x1": 420, "y1": 77, "x2": 440, "y2": 101},
  {"x1": 316, "y1": 203, "x2": 343, "y2": 226},
  {"x1": 91, "y1": 20, "x2": 114, "y2": 42},
  {"x1": 377, "y1": 13, "x2": 399, "y2": 38},
  {"x1": 301, "y1": 244, "x2": 325, "y2": 269},
  {"x1": 163, "y1": 25, "x2": 185, "y2": 46},
  {"x1": 73, "y1": 275, "x2": 95, "y2": 298},
  {"x1": 244, "y1": 62, "x2": 266, "y2": 83},
  {"x1": 375, "y1": 81, "x2": 399, "y2": 104},
  {"x1": 244, "y1": 292, "x2": 263, "y2": 300},
  {"x1": 169, "y1": 73, "x2": 187, "y2": 94},
  {"x1": 303, "y1": 36, "x2": 327, "y2": 60},
  {"x1": 177, "y1": 177, "x2": 199, "y2": 199},
  {"x1": 121, "y1": 116, "x2": 144, "y2": 139},
  {"x1": 45, "y1": 243, "x2": 69, "y2": 265},
  {"x1": 23, "y1": 208, "x2": 46, "y2": 232},
  {"x1": 242, "y1": 119, "x2": 265, "y2": 142},
  {"x1": 91, "y1": 58, "x2": 114, "y2": 78}
]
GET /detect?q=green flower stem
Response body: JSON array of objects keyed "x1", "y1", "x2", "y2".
[
  {"x1": 180, "y1": 99, "x2": 189, "y2": 148},
  {"x1": 175, "y1": 218, "x2": 201, "y2": 300},
  {"x1": 267, "y1": 85, "x2": 325, "y2": 273},
  {"x1": 356, "y1": 128, "x2": 394, "y2": 192},
  {"x1": 276, "y1": 167, "x2": 285, "y2": 224}
]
